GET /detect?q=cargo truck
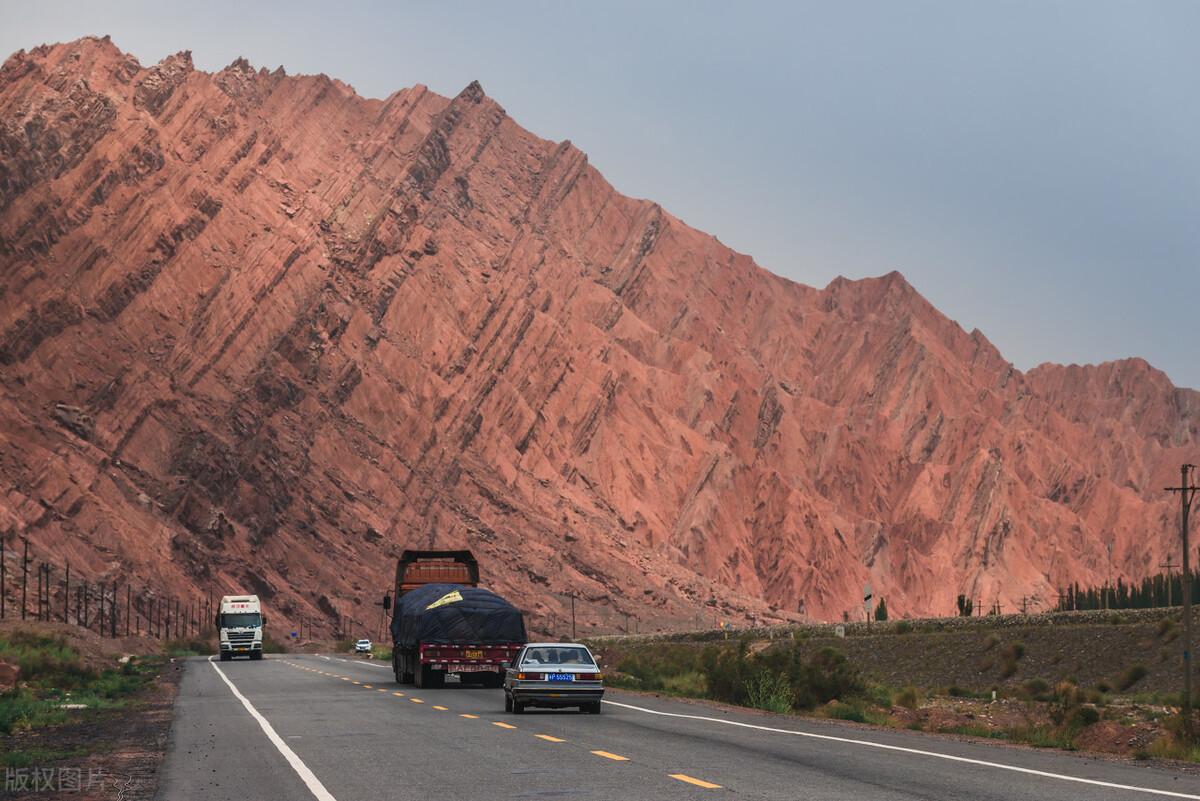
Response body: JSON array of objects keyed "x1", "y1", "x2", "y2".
[
  {"x1": 387, "y1": 550, "x2": 526, "y2": 688},
  {"x1": 216, "y1": 595, "x2": 266, "y2": 661}
]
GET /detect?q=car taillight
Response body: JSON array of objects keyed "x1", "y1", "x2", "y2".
[
  {"x1": 577, "y1": 673, "x2": 602, "y2": 681},
  {"x1": 516, "y1": 672, "x2": 542, "y2": 680}
]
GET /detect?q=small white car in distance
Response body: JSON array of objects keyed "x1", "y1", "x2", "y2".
[{"x1": 355, "y1": 639, "x2": 373, "y2": 655}]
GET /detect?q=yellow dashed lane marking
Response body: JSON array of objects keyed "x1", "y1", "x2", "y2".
[
  {"x1": 461, "y1": 714, "x2": 479, "y2": 719},
  {"x1": 669, "y1": 774, "x2": 721, "y2": 789},
  {"x1": 535, "y1": 734, "x2": 565, "y2": 742},
  {"x1": 378, "y1": 689, "x2": 388, "y2": 693},
  {"x1": 492, "y1": 722, "x2": 518, "y2": 730},
  {"x1": 410, "y1": 698, "x2": 424, "y2": 704},
  {"x1": 590, "y1": 751, "x2": 628, "y2": 761},
  {"x1": 393, "y1": 692, "x2": 405, "y2": 697},
  {"x1": 363, "y1": 684, "x2": 372, "y2": 688},
  {"x1": 352, "y1": 681, "x2": 361, "y2": 685},
  {"x1": 433, "y1": 705, "x2": 449, "y2": 711}
]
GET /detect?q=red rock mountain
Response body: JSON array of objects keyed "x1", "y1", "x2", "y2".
[{"x1": 1, "y1": 37, "x2": 1196, "y2": 634}]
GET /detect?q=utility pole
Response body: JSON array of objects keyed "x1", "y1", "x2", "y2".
[
  {"x1": 21, "y1": 538, "x2": 28, "y2": 620},
  {"x1": 1161, "y1": 555, "x2": 1178, "y2": 608},
  {"x1": 1167, "y1": 464, "x2": 1198, "y2": 736},
  {"x1": 1, "y1": 537, "x2": 5, "y2": 619},
  {"x1": 64, "y1": 563, "x2": 70, "y2": 623},
  {"x1": 571, "y1": 595, "x2": 577, "y2": 640}
]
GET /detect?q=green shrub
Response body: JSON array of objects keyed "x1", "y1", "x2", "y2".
[
  {"x1": 1002, "y1": 642, "x2": 1025, "y2": 661},
  {"x1": 745, "y1": 670, "x2": 794, "y2": 713},
  {"x1": 864, "y1": 683, "x2": 893, "y2": 709},
  {"x1": 894, "y1": 621, "x2": 913, "y2": 635},
  {"x1": 1011, "y1": 724, "x2": 1077, "y2": 750},
  {"x1": 1116, "y1": 664, "x2": 1148, "y2": 692},
  {"x1": 662, "y1": 671, "x2": 708, "y2": 697},
  {"x1": 895, "y1": 686, "x2": 920, "y2": 710},
  {"x1": 824, "y1": 700, "x2": 867, "y2": 723},
  {"x1": 1066, "y1": 705, "x2": 1100, "y2": 729}
]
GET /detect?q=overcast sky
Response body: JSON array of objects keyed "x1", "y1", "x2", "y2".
[{"x1": 4, "y1": 1, "x2": 1198, "y2": 388}]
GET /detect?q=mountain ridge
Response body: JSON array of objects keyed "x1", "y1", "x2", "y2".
[{"x1": 1, "y1": 36, "x2": 1195, "y2": 636}]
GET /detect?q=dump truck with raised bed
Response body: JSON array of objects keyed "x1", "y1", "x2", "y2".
[{"x1": 386, "y1": 550, "x2": 527, "y2": 688}]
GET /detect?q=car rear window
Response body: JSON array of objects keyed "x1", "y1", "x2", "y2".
[{"x1": 522, "y1": 646, "x2": 594, "y2": 666}]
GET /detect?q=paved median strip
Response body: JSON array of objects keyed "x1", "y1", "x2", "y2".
[
  {"x1": 670, "y1": 774, "x2": 721, "y2": 789},
  {"x1": 590, "y1": 750, "x2": 629, "y2": 761}
]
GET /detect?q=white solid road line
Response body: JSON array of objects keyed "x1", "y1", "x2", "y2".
[
  {"x1": 208, "y1": 656, "x2": 338, "y2": 801},
  {"x1": 603, "y1": 699, "x2": 1200, "y2": 800}
]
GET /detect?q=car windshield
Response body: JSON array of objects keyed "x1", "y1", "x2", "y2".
[
  {"x1": 220, "y1": 612, "x2": 261, "y2": 628},
  {"x1": 521, "y1": 646, "x2": 595, "y2": 666}
]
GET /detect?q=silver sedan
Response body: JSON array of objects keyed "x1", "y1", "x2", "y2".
[{"x1": 503, "y1": 643, "x2": 604, "y2": 714}]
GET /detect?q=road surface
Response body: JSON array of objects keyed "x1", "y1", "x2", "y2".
[{"x1": 156, "y1": 654, "x2": 1200, "y2": 800}]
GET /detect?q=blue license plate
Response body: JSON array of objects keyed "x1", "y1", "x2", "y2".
[{"x1": 547, "y1": 673, "x2": 574, "y2": 682}]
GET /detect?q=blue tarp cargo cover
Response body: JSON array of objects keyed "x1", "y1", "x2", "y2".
[{"x1": 390, "y1": 583, "x2": 527, "y2": 649}]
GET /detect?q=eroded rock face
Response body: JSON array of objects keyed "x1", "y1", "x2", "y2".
[{"x1": 1, "y1": 36, "x2": 1196, "y2": 635}]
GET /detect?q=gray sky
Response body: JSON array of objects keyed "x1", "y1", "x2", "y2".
[{"x1": 4, "y1": 1, "x2": 1198, "y2": 388}]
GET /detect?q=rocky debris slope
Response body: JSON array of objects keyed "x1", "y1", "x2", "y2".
[{"x1": 0, "y1": 36, "x2": 1196, "y2": 635}]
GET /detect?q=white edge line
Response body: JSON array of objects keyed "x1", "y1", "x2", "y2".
[
  {"x1": 602, "y1": 699, "x2": 1200, "y2": 800},
  {"x1": 208, "y1": 656, "x2": 338, "y2": 801}
]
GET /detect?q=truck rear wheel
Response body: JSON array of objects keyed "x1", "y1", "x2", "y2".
[{"x1": 416, "y1": 664, "x2": 444, "y2": 689}]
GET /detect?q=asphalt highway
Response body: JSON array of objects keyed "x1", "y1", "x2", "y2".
[{"x1": 156, "y1": 654, "x2": 1200, "y2": 800}]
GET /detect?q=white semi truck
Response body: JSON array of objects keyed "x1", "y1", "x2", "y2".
[{"x1": 216, "y1": 595, "x2": 266, "y2": 661}]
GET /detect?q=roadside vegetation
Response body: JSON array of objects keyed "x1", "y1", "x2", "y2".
[
  {"x1": 0, "y1": 629, "x2": 164, "y2": 767},
  {"x1": 592, "y1": 611, "x2": 1200, "y2": 764}
]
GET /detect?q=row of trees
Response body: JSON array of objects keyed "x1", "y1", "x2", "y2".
[{"x1": 1057, "y1": 570, "x2": 1200, "y2": 611}]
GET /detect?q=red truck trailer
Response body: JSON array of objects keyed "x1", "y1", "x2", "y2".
[{"x1": 387, "y1": 550, "x2": 526, "y2": 689}]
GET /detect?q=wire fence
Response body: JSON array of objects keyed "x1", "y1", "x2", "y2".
[{"x1": 0, "y1": 535, "x2": 218, "y2": 641}]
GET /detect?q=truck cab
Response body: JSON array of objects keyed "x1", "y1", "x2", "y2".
[{"x1": 217, "y1": 595, "x2": 266, "y2": 661}]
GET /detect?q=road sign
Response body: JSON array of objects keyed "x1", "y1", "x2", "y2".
[
  {"x1": 863, "y1": 582, "x2": 873, "y2": 617},
  {"x1": 834, "y1": 625, "x2": 845, "y2": 639}
]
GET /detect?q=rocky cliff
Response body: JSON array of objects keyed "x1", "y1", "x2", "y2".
[{"x1": 1, "y1": 37, "x2": 1196, "y2": 634}]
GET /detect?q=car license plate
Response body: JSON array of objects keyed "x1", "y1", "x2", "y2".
[
  {"x1": 547, "y1": 673, "x2": 574, "y2": 682},
  {"x1": 464, "y1": 649, "x2": 483, "y2": 660}
]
